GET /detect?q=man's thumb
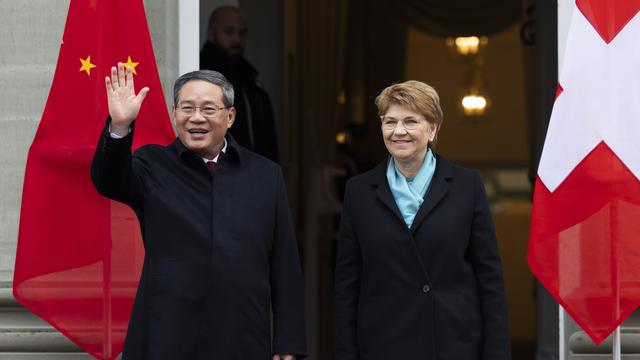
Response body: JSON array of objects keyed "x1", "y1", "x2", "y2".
[{"x1": 137, "y1": 87, "x2": 150, "y2": 102}]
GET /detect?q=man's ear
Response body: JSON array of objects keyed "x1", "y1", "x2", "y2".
[
  {"x1": 171, "y1": 106, "x2": 177, "y2": 126},
  {"x1": 227, "y1": 107, "x2": 236, "y2": 129}
]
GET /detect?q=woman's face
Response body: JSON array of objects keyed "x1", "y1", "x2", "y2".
[{"x1": 381, "y1": 104, "x2": 436, "y2": 164}]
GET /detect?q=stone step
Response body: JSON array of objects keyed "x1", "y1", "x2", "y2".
[
  {"x1": 0, "y1": 282, "x2": 83, "y2": 354},
  {"x1": 0, "y1": 310, "x2": 81, "y2": 352},
  {"x1": 0, "y1": 354, "x2": 95, "y2": 359},
  {"x1": 0, "y1": 283, "x2": 123, "y2": 358},
  {"x1": 570, "y1": 331, "x2": 640, "y2": 354},
  {"x1": 570, "y1": 356, "x2": 640, "y2": 360}
]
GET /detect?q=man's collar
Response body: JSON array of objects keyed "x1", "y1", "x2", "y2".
[
  {"x1": 174, "y1": 133, "x2": 242, "y2": 164},
  {"x1": 202, "y1": 138, "x2": 227, "y2": 163}
]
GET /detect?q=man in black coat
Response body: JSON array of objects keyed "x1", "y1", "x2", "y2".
[
  {"x1": 91, "y1": 63, "x2": 305, "y2": 359},
  {"x1": 200, "y1": 5, "x2": 280, "y2": 163}
]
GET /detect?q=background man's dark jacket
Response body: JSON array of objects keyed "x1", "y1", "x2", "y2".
[
  {"x1": 334, "y1": 154, "x2": 511, "y2": 360},
  {"x1": 200, "y1": 41, "x2": 280, "y2": 163},
  {"x1": 91, "y1": 119, "x2": 306, "y2": 359}
]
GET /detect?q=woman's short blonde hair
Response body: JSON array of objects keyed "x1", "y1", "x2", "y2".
[{"x1": 375, "y1": 80, "x2": 443, "y2": 146}]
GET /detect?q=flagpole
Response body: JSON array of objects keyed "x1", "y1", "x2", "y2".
[
  {"x1": 103, "y1": 203, "x2": 113, "y2": 359},
  {"x1": 559, "y1": 306, "x2": 565, "y2": 360},
  {"x1": 613, "y1": 326, "x2": 621, "y2": 360},
  {"x1": 556, "y1": 2, "x2": 570, "y2": 358},
  {"x1": 612, "y1": 201, "x2": 621, "y2": 360}
]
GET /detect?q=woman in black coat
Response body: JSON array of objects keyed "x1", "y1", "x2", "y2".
[{"x1": 334, "y1": 81, "x2": 511, "y2": 359}]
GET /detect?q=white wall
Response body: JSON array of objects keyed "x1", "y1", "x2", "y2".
[{"x1": 0, "y1": 0, "x2": 69, "y2": 284}]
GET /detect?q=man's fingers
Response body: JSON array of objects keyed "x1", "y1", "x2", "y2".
[
  {"x1": 136, "y1": 87, "x2": 150, "y2": 104},
  {"x1": 126, "y1": 65, "x2": 134, "y2": 89},
  {"x1": 105, "y1": 76, "x2": 113, "y2": 95},
  {"x1": 272, "y1": 355, "x2": 281, "y2": 360},
  {"x1": 110, "y1": 66, "x2": 118, "y2": 90},
  {"x1": 117, "y1": 62, "x2": 125, "y2": 88}
]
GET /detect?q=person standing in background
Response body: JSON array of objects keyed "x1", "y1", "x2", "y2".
[{"x1": 200, "y1": 5, "x2": 280, "y2": 163}]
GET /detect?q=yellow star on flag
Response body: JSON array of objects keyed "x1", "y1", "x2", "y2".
[
  {"x1": 123, "y1": 56, "x2": 140, "y2": 75},
  {"x1": 79, "y1": 56, "x2": 96, "y2": 76}
]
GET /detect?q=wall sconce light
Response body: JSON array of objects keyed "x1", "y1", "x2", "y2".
[
  {"x1": 447, "y1": 36, "x2": 488, "y2": 56},
  {"x1": 336, "y1": 130, "x2": 349, "y2": 145},
  {"x1": 446, "y1": 35, "x2": 491, "y2": 116},
  {"x1": 462, "y1": 93, "x2": 488, "y2": 116},
  {"x1": 461, "y1": 65, "x2": 491, "y2": 117}
]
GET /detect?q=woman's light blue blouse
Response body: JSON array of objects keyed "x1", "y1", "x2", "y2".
[{"x1": 386, "y1": 149, "x2": 437, "y2": 228}]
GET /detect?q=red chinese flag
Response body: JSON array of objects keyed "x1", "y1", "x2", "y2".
[
  {"x1": 13, "y1": 0, "x2": 175, "y2": 358},
  {"x1": 528, "y1": 0, "x2": 640, "y2": 344}
]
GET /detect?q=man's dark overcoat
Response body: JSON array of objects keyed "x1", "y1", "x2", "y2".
[
  {"x1": 91, "y1": 119, "x2": 306, "y2": 359},
  {"x1": 335, "y1": 154, "x2": 511, "y2": 360}
]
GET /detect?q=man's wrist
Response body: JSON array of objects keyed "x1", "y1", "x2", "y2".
[{"x1": 108, "y1": 123, "x2": 131, "y2": 138}]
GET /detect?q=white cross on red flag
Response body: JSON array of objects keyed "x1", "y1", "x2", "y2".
[{"x1": 528, "y1": 0, "x2": 640, "y2": 344}]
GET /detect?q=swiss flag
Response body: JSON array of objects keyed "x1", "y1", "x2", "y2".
[
  {"x1": 528, "y1": 0, "x2": 640, "y2": 344},
  {"x1": 13, "y1": 0, "x2": 175, "y2": 358}
]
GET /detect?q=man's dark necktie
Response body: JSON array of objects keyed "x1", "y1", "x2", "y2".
[{"x1": 206, "y1": 160, "x2": 217, "y2": 175}]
